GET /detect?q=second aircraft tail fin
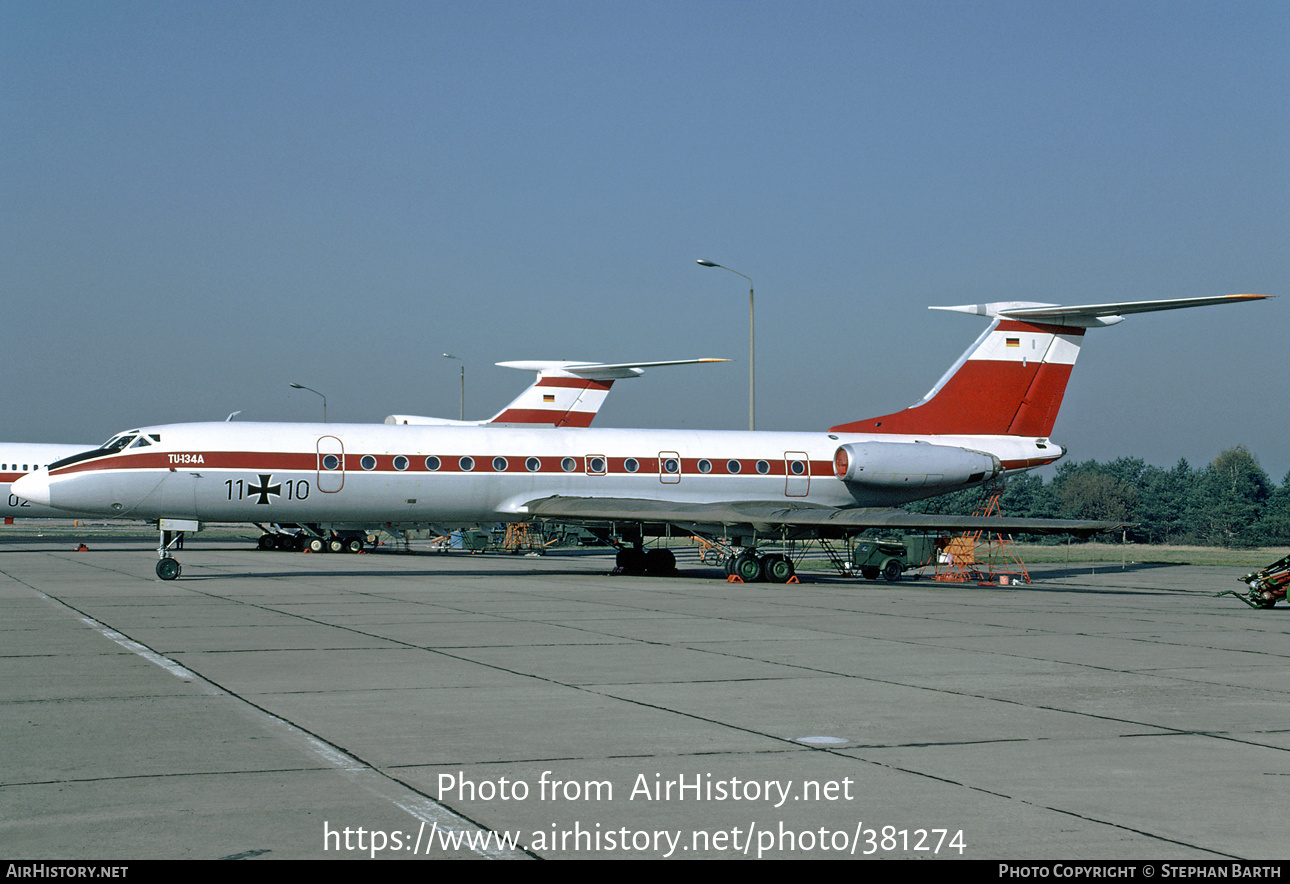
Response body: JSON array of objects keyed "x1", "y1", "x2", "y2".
[
  {"x1": 487, "y1": 359, "x2": 729, "y2": 427},
  {"x1": 386, "y1": 358, "x2": 728, "y2": 428}
]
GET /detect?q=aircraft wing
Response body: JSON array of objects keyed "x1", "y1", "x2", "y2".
[{"x1": 522, "y1": 496, "x2": 1122, "y2": 538}]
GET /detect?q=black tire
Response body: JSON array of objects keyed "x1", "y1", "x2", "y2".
[
  {"x1": 733, "y1": 552, "x2": 763, "y2": 583},
  {"x1": 616, "y1": 548, "x2": 647, "y2": 574},
  {"x1": 860, "y1": 566, "x2": 879, "y2": 580},
  {"x1": 307, "y1": 537, "x2": 325, "y2": 554},
  {"x1": 763, "y1": 554, "x2": 794, "y2": 584},
  {"x1": 345, "y1": 537, "x2": 364, "y2": 554},
  {"x1": 328, "y1": 539, "x2": 344, "y2": 554},
  {"x1": 882, "y1": 558, "x2": 903, "y2": 581},
  {"x1": 644, "y1": 548, "x2": 676, "y2": 575},
  {"x1": 156, "y1": 558, "x2": 181, "y2": 581},
  {"x1": 258, "y1": 534, "x2": 275, "y2": 550}
]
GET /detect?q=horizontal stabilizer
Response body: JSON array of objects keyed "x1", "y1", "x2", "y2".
[
  {"x1": 932, "y1": 294, "x2": 1268, "y2": 328},
  {"x1": 495, "y1": 358, "x2": 729, "y2": 381}
]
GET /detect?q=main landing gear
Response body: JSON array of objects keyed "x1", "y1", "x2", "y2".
[
  {"x1": 725, "y1": 550, "x2": 796, "y2": 584},
  {"x1": 255, "y1": 527, "x2": 369, "y2": 554},
  {"x1": 696, "y1": 531, "x2": 797, "y2": 584},
  {"x1": 615, "y1": 545, "x2": 676, "y2": 576},
  {"x1": 610, "y1": 525, "x2": 677, "y2": 577},
  {"x1": 606, "y1": 525, "x2": 797, "y2": 584}
]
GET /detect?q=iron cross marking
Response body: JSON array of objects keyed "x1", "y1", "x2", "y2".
[{"x1": 247, "y1": 474, "x2": 282, "y2": 505}]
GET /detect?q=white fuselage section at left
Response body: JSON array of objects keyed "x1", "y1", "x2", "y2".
[{"x1": 1, "y1": 443, "x2": 94, "y2": 519}]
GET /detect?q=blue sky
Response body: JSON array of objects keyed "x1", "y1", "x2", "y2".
[{"x1": 4, "y1": 1, "x2": 1287, "y2": 480}]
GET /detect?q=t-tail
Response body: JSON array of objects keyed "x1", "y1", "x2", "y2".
[
  {"x1": 386, "y1": 358, "x2": 728, "y2": 428},
  {"x1": 830, "y1": 295, "x2": 1268, "y2": 438}
]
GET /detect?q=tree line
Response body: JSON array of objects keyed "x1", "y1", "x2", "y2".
[{"x1": 912, "y1": 446, "x2": 1290, "y2": 547}]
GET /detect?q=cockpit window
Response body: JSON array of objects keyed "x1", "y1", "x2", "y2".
[
  {"x1": 49, "y1": 430, "x2": 146, "y2": 472},
  {"x1": 100, "y1": 433, "x2": 139, "y2": 454}
]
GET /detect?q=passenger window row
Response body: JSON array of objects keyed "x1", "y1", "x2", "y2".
[{"x1": 331, "y1": 456, "x2": 808, "y2": 475}]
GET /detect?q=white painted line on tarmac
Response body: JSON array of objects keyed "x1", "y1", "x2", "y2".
[{"x1": 66, "y1": 605, "x2": 529, "y2": 859}]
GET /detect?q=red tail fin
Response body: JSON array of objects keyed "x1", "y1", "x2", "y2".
[
  {"x1": 831, "y1": 319, "x2": 1084, "y2": 437},
  {"x1": 830, "y1": 295, "x2": 1267, "y2": 438}
]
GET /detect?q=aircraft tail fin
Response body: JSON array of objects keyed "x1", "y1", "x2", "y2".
[
  {"x1": 386, "y1": 358, "x2": 728, "y2": 428},
  {"x1": 829, "y1": 295, "x2": 1267, "y2": 438},
  {"x1": 486, "y1": 361, "x2": 617, "y2": 427},
  {"x1": 488, "y1": 359, "x2": 728, "y2": 427}
]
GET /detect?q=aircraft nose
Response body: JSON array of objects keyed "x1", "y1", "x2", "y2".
[{"x1": 11, "y1": 470, "x2": 51, "y2": 507}]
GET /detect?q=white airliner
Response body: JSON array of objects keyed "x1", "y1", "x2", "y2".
[{"x1": 13, "y1": 295, "x2": 1267, "y2": 581}]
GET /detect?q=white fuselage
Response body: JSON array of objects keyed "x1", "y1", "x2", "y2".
[{"x1": 21, "y1": 422, "x2": 1062, "y2": 527}]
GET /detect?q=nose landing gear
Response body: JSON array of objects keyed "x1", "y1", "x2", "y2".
[{"x1": 156, "y1": 519, "x2": 200, "y2": 580}]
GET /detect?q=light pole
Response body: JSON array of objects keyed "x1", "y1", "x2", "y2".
[
  {"x1": 697, "y1": 259, "x2": 754, "y2": 430},
  {"x1": 442, "y1": 353, "x2": 464, "y2": 421},
  {"x1": 288, "y1": 383, "x2": 327, "y2": 423}
]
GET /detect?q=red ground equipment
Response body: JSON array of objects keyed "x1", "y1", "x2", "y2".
[{"x1": 1217, "y1": 553, "x2": 1290, "y2": 609}]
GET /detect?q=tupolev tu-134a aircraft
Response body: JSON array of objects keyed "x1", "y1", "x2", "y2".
[{"x1": 13, "y1": 294, "x2": 1268, "y2": 582}]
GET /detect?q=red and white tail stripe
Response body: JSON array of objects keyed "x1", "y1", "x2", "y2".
[
  {"x1": 831, "y1": 295, "x2": 1267, "y2": 439},
  {"x1": 488, "y1": 371, "x2": 614, "y2": 428}
]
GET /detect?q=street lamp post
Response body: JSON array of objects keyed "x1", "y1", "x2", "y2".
[
  {"x1": 442, "y1": 354, "x2": 465, "y2": 421},
  {"x1": 697, "y1": 259, "x2": 755, "y2": 430},
  {"x1": 288, "y1": 383, "x2": 327, "y2": 423}
]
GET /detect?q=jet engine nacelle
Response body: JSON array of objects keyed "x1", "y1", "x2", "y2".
[{"x1": 832, "y1": 441, "x2": 1001, "y2": 490}]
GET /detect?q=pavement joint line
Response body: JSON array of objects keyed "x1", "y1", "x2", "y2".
[
  {"x1": 17, "y1": 577, "x2": 534, "y2": 860},
  {"x1": 6, "y1": 544, "x2": 1286, "y2": 858}
]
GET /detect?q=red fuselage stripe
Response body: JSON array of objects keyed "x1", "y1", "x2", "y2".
[{"x1": 51, "y1": 453, "x2": 837, "y2": 478}]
